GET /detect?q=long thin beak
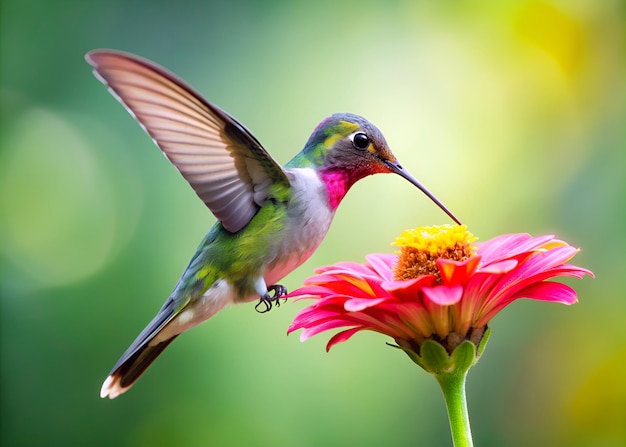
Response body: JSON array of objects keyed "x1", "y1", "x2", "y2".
[{"x1": 384, "y1": 159, "x2": 462, "y2": 225}]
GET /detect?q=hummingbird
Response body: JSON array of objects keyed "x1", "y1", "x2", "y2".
[{"x1": 86, "y1": 49, "x2": 461, "y2": 399}]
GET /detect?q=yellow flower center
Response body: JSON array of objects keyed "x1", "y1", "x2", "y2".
[{"x1": 393, "y1": 224, "x2": 477, "y2": 281}]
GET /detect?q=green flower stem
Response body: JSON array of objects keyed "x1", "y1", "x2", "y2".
[
  {"x1": 435, "y1": 370, "x2": 473, "y2": 447},
  {"x1": 395, "y1": 330, "x2": 490, "y2": 447}
]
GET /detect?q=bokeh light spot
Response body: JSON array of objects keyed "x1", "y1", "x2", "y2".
[{"x1": 1, "y1": 108, "x2": 129, "y2": 289}]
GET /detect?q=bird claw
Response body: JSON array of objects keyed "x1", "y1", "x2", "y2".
[{"x1": 255, "y1": 284, "x2": 288, "y2": 313}]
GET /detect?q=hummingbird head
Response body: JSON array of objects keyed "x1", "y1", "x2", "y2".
[
  {"x1": 296, "y1": 113, "x2": 393, "y2": 174},
  {"x1": 295, "y1": 113, "x2": 461, "y2": 224}
]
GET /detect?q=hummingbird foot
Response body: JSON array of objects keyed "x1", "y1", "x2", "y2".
[{"x1": 255, "y1": 284, "x2": 288, "y2": 313}]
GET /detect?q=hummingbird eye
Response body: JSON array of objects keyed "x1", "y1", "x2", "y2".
[{"x1": 351, "y1": 132, "x2": 370, "y2": 151}]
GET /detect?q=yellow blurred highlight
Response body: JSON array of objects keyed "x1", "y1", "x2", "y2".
[
  {"x1": 515, "y1": 1, "x2": 586, "y2": 77},
  {"x1": 569, "y1": 347, "x2": 626, "y2": 435}
]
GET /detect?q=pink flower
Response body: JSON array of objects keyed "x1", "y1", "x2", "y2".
[{"x1": 288, "y1": 226, "x2": 593, "y2": 354}]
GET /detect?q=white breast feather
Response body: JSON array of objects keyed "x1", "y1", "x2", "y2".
[{"x1": 264, "y1": 167, "x2": 334, "y2": 286}]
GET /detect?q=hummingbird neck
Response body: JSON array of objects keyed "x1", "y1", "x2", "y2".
[{"x1": 319, "y1": 168, "x2": 359, "y2": 211}]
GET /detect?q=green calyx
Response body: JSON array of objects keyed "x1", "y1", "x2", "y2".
[{"x1": 392, "y1": 327, "x2": 492, "y2": 377}]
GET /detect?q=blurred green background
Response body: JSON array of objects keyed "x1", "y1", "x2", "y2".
[{"x1": 1, "y1": 0, "x2": 624, "y2": 446}]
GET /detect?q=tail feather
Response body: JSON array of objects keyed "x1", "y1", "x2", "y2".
[
  {"x1": 100, "y1": 335, "x2": 178, "y2": 399},
  {"x1": 100, "y1": 295, "x2": 184, "y2": 399},
  {"x1": 99, "y1": 280, "x2": 232, "y2": 399}
]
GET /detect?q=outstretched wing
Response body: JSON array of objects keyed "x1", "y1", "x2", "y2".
[{"x1": 86, "y1": 49, "x2": 290, "y2": 233}]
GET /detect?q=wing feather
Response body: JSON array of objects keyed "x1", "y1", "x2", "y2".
[{"x1": 86, "y1": 50, "x2": 290, "y2": 233}]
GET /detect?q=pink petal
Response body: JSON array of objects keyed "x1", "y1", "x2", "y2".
[
  {"x1": 478, "y1": 259, "x2": 518, "y2": 274},
  {"x1": 344, "y1": 297, "x2": 389, "y2": 312},
  {"x1": 286, "y1": 285, "x2": 335, "y2": 299},
  {"x1": 289, "y1": 308, "x2": 346, "y2": 331},
  {"x1": 438, "y1": 256, "x2": 480, "y2": 284},
  {"x1": 316, "y1": 261, "x2": 375, "y2": 277},
  {"x1": 304, "y1": 275, "x2": 378, "y2": 297},
  {"x1": 512, "y1": 281, "x2": 579, "y2": 305},
  {"x1": 299, "y1": 319, "x2": 356, "y2": 340},
  {"x1": 422, "y1": 284, "x2": 463, "y2": 305},
  {"x1": 365, "y1": 253, "x2": 396, "y2": 281},
  {"x1": 326, "y1": 327, "x2": 365, "y2": 351},
  {"x1": 563, "y1": 264, "x2": 595, "y2": 279},
  {"x1": 333, "y1": 274, "x2": 377, "y2": 296},
  {"x1": 381, "y1": 276, "x2": 438, "y2": 301},
  {"x1": 477, "y1": 233, "x2": 557, "y2": 264},
  {"x1": 463, "y1": 270, "x2": 503, "y2": 305},
  {"x1": 474, "y1": 281, "x2": 581, "y2": 327},
  {"x1": 302, "y1": 273, "x2": 340, "y2": 285},
  {"x1": 475, "y1": 233, "x2": 531, "y2": 262},
  {"x1": 492, "y1": 247, "x2": 581, "y2": 298}
]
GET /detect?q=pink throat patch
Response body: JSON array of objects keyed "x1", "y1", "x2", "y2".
[{"x1": 319, "y1": 169, "x2": 354, "y2": 211}]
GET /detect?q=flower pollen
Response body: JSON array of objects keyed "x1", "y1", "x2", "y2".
[{"x1": 393, "y1": 224, "x2": 477, "y2": 281}]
